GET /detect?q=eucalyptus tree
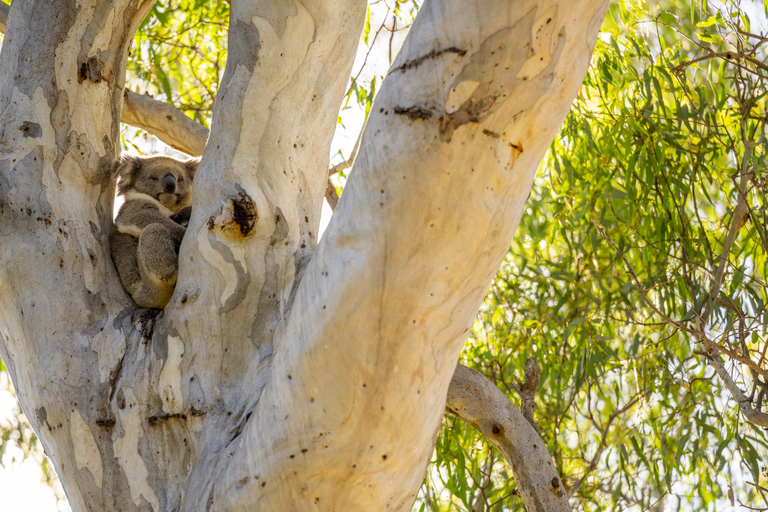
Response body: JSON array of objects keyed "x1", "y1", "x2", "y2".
[{"x1": 0, "y1": 1, "x2": 609, "y2": 511}]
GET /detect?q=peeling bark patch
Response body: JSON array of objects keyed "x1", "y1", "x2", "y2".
[
  {"x1": 227, "y1": 21, "x2": 261, "y2": 76},
  {"x1": 393, "y1": 106, "x2": 434, "y2": 120},
  {"x1": 77, "y1": 56, "x2": 105, "y2": 84},
  {"x1": 208, "y1": 234, "x2": 251, "y2": 313},
  {"x1": 158, "y1": 335, "x2": 185, "y2": 414},
  {"x1": 113, "y1": 388, "x2": 160, "y2": 510},
  {"x1": 71, "y1": 410, "x2": 104, "y2": 488},
  {"x1": 390, "y1": 47, "x2": 467, "y2": 74},
  {"x1": 438, "y1": 95, "x2": 497, "y2": 141},
  {"x1": 35, "y1": 407, "x2": 52, "y2": 431},
  {"x1": 19, "y1": 122, "x2": 42, "y2": 138},
  {"x1": 249, "y1": 207, "x2": 287, "y2": 344},
  {"x1": 516, "y1": 6, "x2": 559, "y2": 81}
]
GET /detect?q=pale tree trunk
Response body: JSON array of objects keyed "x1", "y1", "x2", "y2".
[{"x1": 0, "y1": 1, "x2": 608, "y2": 511}]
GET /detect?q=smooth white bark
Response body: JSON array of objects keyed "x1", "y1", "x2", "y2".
[
  {"x1": 207, "y1": 0, "x2": 607, "y2": 510},
  {"x1": 0, "y1": 1, "x2": 157, "y2": 509}
]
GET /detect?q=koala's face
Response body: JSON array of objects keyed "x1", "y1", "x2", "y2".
[{"x1": 116, "y1": 155, "x2": 198, "y2": 212}]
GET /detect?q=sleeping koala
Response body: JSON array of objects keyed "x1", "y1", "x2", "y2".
[{"x1": 110, "y1": 155, "x2": 198, "y2": 309}]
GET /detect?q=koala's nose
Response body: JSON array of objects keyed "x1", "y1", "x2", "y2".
[{"x1": 163, "y1": 174, "x2": 176, "y2": 193}]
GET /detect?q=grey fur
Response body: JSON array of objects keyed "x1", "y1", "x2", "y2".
[{"x1": 110, "y1": 155, "x2": 198, "y2": 308}]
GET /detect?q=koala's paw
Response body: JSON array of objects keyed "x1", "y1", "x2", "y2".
[
  {"x1": 138, "y1": 224, "x2": 179, "y2": 285},
  {"x1": 170, "y1": 206, "x2": 192, "y2": 227}
]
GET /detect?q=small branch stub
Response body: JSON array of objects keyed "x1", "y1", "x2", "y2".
[{"x1": 207, "y1": 188, "x2": 258, "y2": 238}]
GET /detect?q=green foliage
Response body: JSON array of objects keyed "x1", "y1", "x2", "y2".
[
  {"x1": 126, "y1": 0, "x2": 230, "y2": 128},
  {"x1": 420, "y1": 1, "x2": 768, "y2": 510}
]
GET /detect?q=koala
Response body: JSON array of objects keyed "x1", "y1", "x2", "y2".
[{"x1": 110, "y1": 155, "x2": 198, "y2": 309}]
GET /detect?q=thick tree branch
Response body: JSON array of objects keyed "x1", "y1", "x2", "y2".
[
  {"x1": 0, "y1": 1, "x2": 160, "y2": 509},
  {"x1": 121, "y1": 89, "x2": 209, "y2": 155},
  {"x1": 447, "y1": 364, "x2": 571, "y2": 512},
  {"x1": 218, "y1": 1, "x2": 609, "y2": 510}
]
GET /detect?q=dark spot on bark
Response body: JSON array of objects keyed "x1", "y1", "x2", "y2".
[
  {"x1": 189, "y1": 405, "x2": 207, "y2": 417},
  {"x1": 382, "y1": 454, "x2": 388, "y2": 460},
  {"x1": 390, "y1": 47, "x2": 467, "y2": 74},
  {"x1": 394, "y1": 106, "x2": 433, "y2": 120},
  {"x1": 147, "y1": 412, "x2": 188, "y2": 425},
  {"x1": 19, "y1": 122, "x2": 42, "y2": 138},
  {"x1": 482, "y1": 129, "x2": 500, "y2": 138},
  {"x1": 206, "y1": 484, "x2": 215, "y2": 512},
  {"x1": 261, "y1": 482, "x2": 266, "y2": 487},
  {"x1": 77, "y1": 56, "x2": 104, "y2": 84},
  {"x1": 232, "y1": 187, "x2": 257, "y2": 236},
  {"x1": 491, "y1": 424, "x2": 503, "y2": 436},
  {"x1": 301, "y1": 448, "x2": 308, "y2": 453},
  {"x1": 95, "y1": 418, "x2": 116, "y2": 428},
  {"x1": 551, "y1": 477, "x2": 559, "y2": 488},
  {"x1": 108, "y1": 350, "x2": 127, "y2": 402}
]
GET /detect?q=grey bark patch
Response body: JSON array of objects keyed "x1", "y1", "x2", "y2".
[
  {"x1": 390, "y1": 46, "x2": 467, "y2": 74},
  {"x1": 207, "y1": 233, "x2": 250, "y2": 314},
  {"x1": 249, "y1": 208, "x2": 288, "y2": 345},
  {"x1": 50, "y1": 90, "x2": 72, "y2": 167},
  {"x1": 153, "y1": 333, "x2": 168, "y2": 362},
  {"x1": 84, "y1": 292, "x2": 108, "y2": 336},
  {"x1": 226, "y1": 21, "x2": 261, "y2": 76},
  {"x1": 19, "y1": 122, "x2": 42, "y2": 138},
  {"x1": 35, "y1": 406, "x2": 48, "y2": 426},
  {"x1": 0, "y1": 162, "x2": 10, "y2": 219},
  {"x1": 12, "y1": 2, "x2": 78, "y2": 107}
]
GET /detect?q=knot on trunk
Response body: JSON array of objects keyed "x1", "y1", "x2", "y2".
[
  {"x1": 78, "y1": 56, "x2": 112, "y2": 84},
  {"x1": 207, "y1": 187, "x2": 258, "y2": 238}
]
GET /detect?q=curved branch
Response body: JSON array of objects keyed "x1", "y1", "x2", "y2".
[
  {"x1": 447, "y1": 364, "x2": 571, "y2": 512},
  {"x1": 121, "y1": 89, "x2": 209, "y2": 156}
]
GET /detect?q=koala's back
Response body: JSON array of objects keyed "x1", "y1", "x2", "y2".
[{"x1": 110, "y1": 229, "x2": 141, "y2": 296}]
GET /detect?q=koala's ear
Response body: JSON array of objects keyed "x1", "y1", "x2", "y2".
[
  {"x1": 114, "y1": 156, "x2": 142, "y2": 195},
  {"x1": 185, "y1": 157, "x2": 200, "y2": 181}
]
